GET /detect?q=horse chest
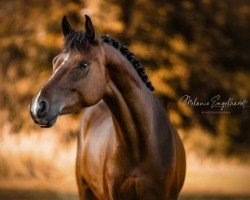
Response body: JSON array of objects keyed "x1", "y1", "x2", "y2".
[{"x1": 102, "y1": 145, "x2": 166, "y2": 199}]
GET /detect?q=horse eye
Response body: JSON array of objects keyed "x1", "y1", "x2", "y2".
[{"x1": 78, "y1": 61, "x2": 89, "y2": 69}]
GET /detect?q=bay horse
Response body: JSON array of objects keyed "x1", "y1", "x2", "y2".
[{"x1": 30, "y1": 15, "x2": 186, "y2": 200}]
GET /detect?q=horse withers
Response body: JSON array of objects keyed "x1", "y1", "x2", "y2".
[{"x1": 30, "y1": 15, "x2": 186, "y2": 200}]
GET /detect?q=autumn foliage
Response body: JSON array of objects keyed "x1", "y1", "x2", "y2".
[{"x1": 0, "y1": 0, "x2": 250, "y2": 158}]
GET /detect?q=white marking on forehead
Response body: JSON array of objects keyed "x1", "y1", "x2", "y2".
[
  {"x1": 60, "y1": 53, "x2": 70, "y2": 67},
  {"x1": 49, "y1": 53, "x2": 70, "y2": 81},
  {"x1": 56, "y1": 53, "x2": 70, "y2": 71}
]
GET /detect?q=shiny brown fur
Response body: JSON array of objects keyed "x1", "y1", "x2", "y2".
[{"x1": 30, "y1": 15, "x2": 186, "y2": 200}]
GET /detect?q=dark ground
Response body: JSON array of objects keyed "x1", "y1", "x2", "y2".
[{"x1": 0, "y1": 188, "x2": 249, "y2": 200}]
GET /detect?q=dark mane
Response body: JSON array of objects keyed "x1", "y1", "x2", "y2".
[
  {"x1": 64, "y1": 32, "x2": 154, "y2": 91},
  {"x1": 101, "y1": 35, "x2": 154, "y2": 91}
]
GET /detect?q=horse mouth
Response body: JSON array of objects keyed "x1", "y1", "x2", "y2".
[{"x1": 38, "y1": 113, "x2": 60, "y2": 128}]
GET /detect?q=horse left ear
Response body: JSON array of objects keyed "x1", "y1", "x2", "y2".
[
  {"x1": 62, "y1": 16, "x2": 74, "y2": 37},
  {"x1": 85, "y1": 15, "x2": 96, "y2": 43}
]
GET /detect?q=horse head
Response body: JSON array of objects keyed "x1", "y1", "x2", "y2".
[{"x1": 30, "y1": 16, "x2": 107, "y2": 128}]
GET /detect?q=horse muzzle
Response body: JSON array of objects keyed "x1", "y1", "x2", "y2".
[{"x1": 29, "y1": 98, "x2": 60, "y2": 128}]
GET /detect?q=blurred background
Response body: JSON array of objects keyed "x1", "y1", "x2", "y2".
[{"x1": 0, "y1": 0, "x2": 249, "y2": 199}]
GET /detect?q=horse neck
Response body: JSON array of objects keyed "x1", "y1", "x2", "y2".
[{"x1": 103, "y1": 43, "x2": 155, "y2": 161}]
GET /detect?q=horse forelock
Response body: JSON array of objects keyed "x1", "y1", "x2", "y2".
[{"x1": 64, "y1": 31, "x2": 90, "y2": 52}]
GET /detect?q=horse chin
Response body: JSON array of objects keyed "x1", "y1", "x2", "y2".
[
  {"x1": 37, "y1": 108, "x2": 79, "y2": 128},
  {"x1": 39, "y1": 113, "x2": 59, "y2": 128}
]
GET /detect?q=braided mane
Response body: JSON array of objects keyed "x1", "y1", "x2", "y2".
[
  {"x1": 64, "y1": 32, "x2": 154, "y2": 91},
  {"x1": 101, "y1": 35, "x2": 154, "y2": 91}
]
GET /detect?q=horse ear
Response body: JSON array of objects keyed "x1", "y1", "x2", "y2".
[
  {"x1": 62, "y1": 16, "x2": 74, "y2": 37},
  {"x1": 85, "y1": 15, "x2": 96, "y2": 43}
]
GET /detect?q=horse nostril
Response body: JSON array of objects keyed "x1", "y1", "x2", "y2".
[{"x1": 37, "y1": 100, "x2": 48, "y2": 117}]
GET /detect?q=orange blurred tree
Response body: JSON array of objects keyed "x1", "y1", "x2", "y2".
[{"x1": 0, "y1": 0, "x2": 249, "y2": 157}]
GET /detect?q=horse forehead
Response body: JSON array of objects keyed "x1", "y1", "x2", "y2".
[
  {"x1": 59, "y1": 52, "x2": 71, "y2": 62},
  {"x1": 55, "y1": 47, "x2": 99, "y2": 68},
  {"x1": 61, "y1": 52, "x2": 70, "y2": 62},
  {"x1": 52, "y1": 52, "x2": 71, "y2": 72},
  {"x1": 57, "y1": 52, "x2": 71, "y2": 64}
]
